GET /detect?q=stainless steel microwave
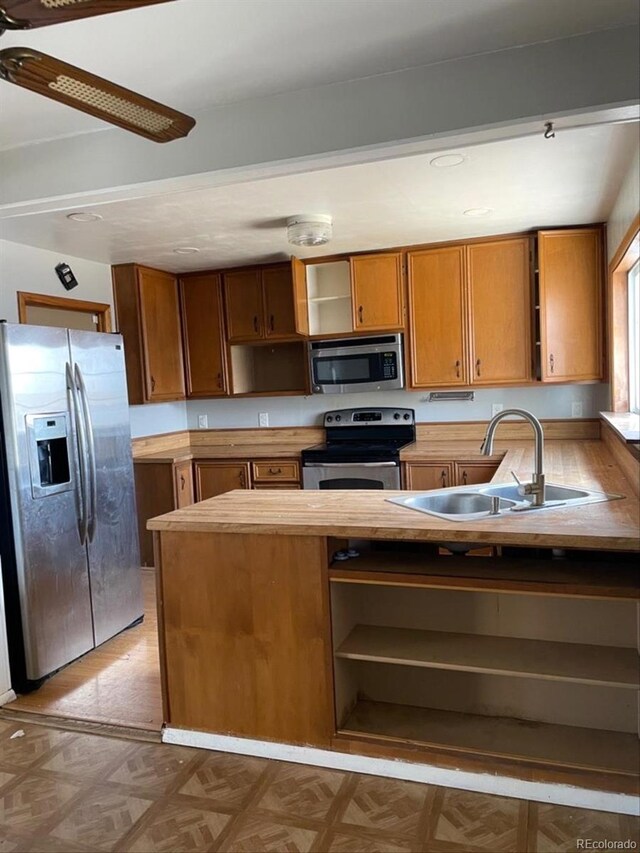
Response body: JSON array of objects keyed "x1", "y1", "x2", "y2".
[{"x1": 308, "y1": 334, "x2": 404, "y2": 394}]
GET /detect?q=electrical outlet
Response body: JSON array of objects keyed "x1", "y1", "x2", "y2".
[
  {"x1": 258, "y1": 412, "x2": 269, "y2": 427},
  {"x1": 491, "y1": 403, "x2": 503, "y2": 416},
  {"x1": 197, "y1": 414, "x2": 208, "y2": 429},
  {"x1": 571, "y1": 402, "x2": 583, "y2": 418}
]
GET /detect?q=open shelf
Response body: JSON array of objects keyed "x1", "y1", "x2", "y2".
[
  {"x1": 339, "y1": 699, "x2": 640, "y2": 776},
  {"x1": 229, "y1": 342, "x2": 307, "y2": 395},
  {"x1": 335, "y1": 624, "x2": 639, "y2": 689},
  {"x1": 306, "y1": 261, "x2": 352, "y2": 335},
  {"x1": 328, "y1": 549, "x2": 640, "y2": 600}
]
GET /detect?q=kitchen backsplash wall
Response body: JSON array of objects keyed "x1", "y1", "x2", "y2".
[
  {"x1": 185, "y1": 384, "x2": 610, "y2": 430},
  {"x1": 129, "y1": 401, "x2": 188, "y2": 438}
]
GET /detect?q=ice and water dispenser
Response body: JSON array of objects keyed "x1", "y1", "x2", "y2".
[{"x1": 26, "y1": 414, "x2": 72, "y2": 498}]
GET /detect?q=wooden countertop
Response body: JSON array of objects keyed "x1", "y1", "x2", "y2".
[{"x1": 148, "y1": 440, "x2": 639, "y2": 551}]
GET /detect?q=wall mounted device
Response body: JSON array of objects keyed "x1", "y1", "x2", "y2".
[{"x1": 55, "y1": 262, "x2": 79, "y2": 291}]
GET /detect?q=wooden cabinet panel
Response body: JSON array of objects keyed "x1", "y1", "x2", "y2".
[
  {"x1": 224, "y1": 270, "x2": 264, "y2": 342},
  {"x1": 174, "y1": 461, "x2": 194, "y2": 508},
  {"x1": 538, "y1": 228, "x2": 603, "y2": 381},
  {"x1": 113, "y1": 264, "x2": 185, "y2": 404},
  {"x1": 352, "y1": 253, "x2": 404, "y2": 331},
  {"x1": 454, "y1": 461, "x2": 500, "y2": 487},
  {"x1": 408, "y1": 247, "x2": 467, "y2": 387},
  {"x1": 404, "y1": 463, "x2": 453, "y2": 490},
  {"x1": 195, "y1": 462, "x2": 250, "y2": 500},
  {"x1": 467, "y1": 238, "x2": 532, "y2": 385},
  {"x1": 137, "y1": 267, "x2": 186, "y2": 401},
  {"x1": 252, "y1": 460, "x2": 300, "y2": 483},
  {"x1": 180, "y1": 274, "x2": 227, "y2": 397},
  {"x1": 263, "y1": 265, "x2": 306, "y2": 339}
]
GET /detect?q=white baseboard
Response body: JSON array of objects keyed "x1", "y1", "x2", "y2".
[
  {"x1": 163, "y1": 726, "x2": 639, "y2": 816},
  {"x1": 0, "y1": 689, "x2": 16, "y2": 707}
]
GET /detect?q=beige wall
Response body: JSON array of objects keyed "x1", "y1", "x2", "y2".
[{"x1": 607, "y1": 140, "x2": 640, "y2": 260}]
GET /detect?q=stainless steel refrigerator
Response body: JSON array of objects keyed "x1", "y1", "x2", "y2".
[{"x1": 0, "y1": 322, "x2": 142, "y2": 689}]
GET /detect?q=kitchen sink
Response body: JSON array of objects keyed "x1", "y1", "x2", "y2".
[{"x1": 388, "y1": 481, "x2": 622, "y2": 522}]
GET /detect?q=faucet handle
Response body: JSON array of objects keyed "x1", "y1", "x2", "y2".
[{"x1": 510, "y1": 470, "x2": 523, "y2": 486}]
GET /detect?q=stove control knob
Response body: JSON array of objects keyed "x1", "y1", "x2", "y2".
[
  {"x1": 403, "y1": 413, "x2": 411, "y2": 420},
  {"x1": 335, "y1": 415, "x2": 342, "y2": 422},
  {"x1": 393, "y1": 412, "x2": 400, "y2": 420},
  {"x1": 326, "y1": 416, "x2": 333, "y2": 423}
]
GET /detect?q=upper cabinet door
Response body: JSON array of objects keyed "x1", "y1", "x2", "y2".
[
  {"x1": 136, "y1": 267, "x2": 186, "y2": 401},
  {"x1": 263, "y1": 264, "x2": 307, "y2": 339},
  {"x1": 538, "y1": 228, "x2": 603, "y2": 382},
  {"x1": 180, "y1": 274, "x2": 228, "y2": 397},
  {"x1": 467, "y1": 237, "x2": 532, "y2": 385},
  {"x1": 224, "y1": 270, "x2": 264, "y2": 342},
  {"x1": 407, "y1": 246, "x2": 468, "y2": 387},
  {"x1": 351, "y1": 253, "x2": 404, "y2": 331}
]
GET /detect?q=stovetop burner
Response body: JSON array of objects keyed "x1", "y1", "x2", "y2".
[{"x1": 301, "y1": 407, "x2": 416, "y2": 464}]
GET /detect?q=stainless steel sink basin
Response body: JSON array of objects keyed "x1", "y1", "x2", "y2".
[
  {"x1": 388, "y1": 481, "x2": 622, "y2": 522},
  {"x1": 388, "y1": 491, "x2": 518, "y2": 521}
]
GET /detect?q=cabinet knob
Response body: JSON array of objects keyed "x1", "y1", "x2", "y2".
[
  {"x1": 475, "y1": 359, "x2": 481, "y2": 378},
  {"x1": 455, "y1": 360, "x2": 461, "y2": 378},
  {"x1": 549, "y1": 353, "x2": 555, "y2": 374},
  {"x1": 358, "y1": 305, "x2": 364, "y2": 324}
]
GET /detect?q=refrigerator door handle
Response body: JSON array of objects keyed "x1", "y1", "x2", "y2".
[
  {"x1": 66, "y1": 362, "x2": 89, "y2": 545},
  {"x1": 74, "y1": 363, "x2": 98, "y2": 543}
]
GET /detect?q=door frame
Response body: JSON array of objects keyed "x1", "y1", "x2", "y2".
[{"x1": 17, "y1": 291, "x2": 112, "y2": 332}]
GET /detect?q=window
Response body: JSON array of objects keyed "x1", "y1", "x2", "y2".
[{"x1": 628, "y1": 259, "x2": 640, "y2": 414}]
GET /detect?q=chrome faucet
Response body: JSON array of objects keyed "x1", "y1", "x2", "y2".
[{"x1": 480, "y1": 408, "x2": 546, "y2": 506}]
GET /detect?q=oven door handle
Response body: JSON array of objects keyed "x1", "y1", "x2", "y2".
[{"x1": 303, "y1": 461, "x2": 398, "y2": 468}]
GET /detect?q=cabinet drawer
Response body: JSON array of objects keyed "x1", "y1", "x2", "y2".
[
  {"x1": 252, "y1": 460, "x2": 300, "y2": 482},
  {"x1": 253, "y1": 483, "x2": 302, "y2": 489}
]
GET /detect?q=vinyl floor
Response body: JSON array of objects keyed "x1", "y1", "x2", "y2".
[
  {"x1": 5, "y1": 569, "x2": 162, "y2": 732},
  {"x1": 0, "y1": 717, "x2": 637, "y2": 852}
]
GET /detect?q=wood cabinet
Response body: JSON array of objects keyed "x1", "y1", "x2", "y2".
[
  {"x1": 112, "y1": 264, "x2": 185, "y2": 404},
  {"x1": 133, "y1": 460, "x2": 194, "y2": 566},
  {"x1": 304, "y1": 254, "x2": 404, "y2": 336},
  {"x1": 194, "y1": 461, "x2": 251, "y2": 500},
  {"x1": 351, "y1": 253, "x2": 404, "y2": 331},
  {"x1": 224, "y1": 264, "x2": 307, "y2": 344},
  {"x1": 180, "y1": 273, "x2": 228, "y2": 397},
  {"x1": 408, "y1": 247, "x2": 468, "y2": 387},
  {"x1": 538, "y1": 227, "x2": 603, "y2": 382},
  {"x1": 408, "y1": 238, "x2": 532, "y2": 389},
  {"x1": 404, "y1": 459, "x2": 500, "y2": 490},
  {"x1": 467, "y1": 237, "x2": 532, "y2": 385}
]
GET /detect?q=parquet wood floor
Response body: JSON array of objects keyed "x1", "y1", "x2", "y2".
[
  {"x1": 0, "y1": 719, "x2": 637, "y2": 852},
  {"x1": 5, "y1": 569, "x2": 162, "y2": 732}
]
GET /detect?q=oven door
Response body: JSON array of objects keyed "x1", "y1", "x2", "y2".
[{"x1": 302, "y1": 461, "x2": 400, "y2": 490}]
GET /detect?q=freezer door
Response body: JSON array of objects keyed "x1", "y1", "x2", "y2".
[
  {"x1": 69, "y1": 330, "x2": 142, "y2": 646},
  {"x1": 0, "y1": 323, "x2": 93, "y2": 680}
]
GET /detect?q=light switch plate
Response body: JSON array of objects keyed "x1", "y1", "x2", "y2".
[
  {"x1": 258, "y1": 412, "x2": 269, "y2": 427},
  {"x1": 197, "y1": 414, "x2": 208, "y2": 429}
]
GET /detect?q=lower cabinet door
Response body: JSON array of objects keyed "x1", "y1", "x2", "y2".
[
  {"x1": 454, "y1": 461, "x2": 500, "y2": 487},
  {"x1": 403, "y1": 463, "x2": 453, "y2": 490},
  {"x1": 174, "y1": 461, "x2": 194, "y2": 507},
  {"x1": 195, "y1": 462, "x2": 251, "y2": 500}
]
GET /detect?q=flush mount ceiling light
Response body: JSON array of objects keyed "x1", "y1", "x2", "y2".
[
  {"x1": 463, "y1": 207, "x2": 493, "y2": 217},
  {"x1": 286, "y1": 215, "x2": 333, "y2": 247},
  {"x1": 430, "y1": 154, "x2": 465, "y2": 168},
  {"x1": 66, "y1": 211, "x2": 103, "y2": 222},
  {"x1": 173, "y1": 246, "x2": 200, "y2": 255}
]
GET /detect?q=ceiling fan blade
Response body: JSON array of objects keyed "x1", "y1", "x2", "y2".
[
  {"x1": 0, "y1": 0, "x2": 175, "y2": 31},
  {"x1": 0, "y1": 47, "x2": 195, "y2": 142}
]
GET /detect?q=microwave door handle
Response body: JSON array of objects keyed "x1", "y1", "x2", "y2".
[{"x1": 303, "y1": 462, "x2": 398, "y2": 468}]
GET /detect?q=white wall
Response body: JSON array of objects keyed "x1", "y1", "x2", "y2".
[
  {"x1": 187, "y1": 384, "x2": 610, "y2": 430},
  {"x1": 0, "y1": 239, "x2": 188, "y2": 437},
  {"x1": 607, "y1": 139, "x2": 640, "y2": 260}
]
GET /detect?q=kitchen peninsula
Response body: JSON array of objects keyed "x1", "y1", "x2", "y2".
[{"x1": 148, "y1": 438, "x2": 639, "y2": 804}]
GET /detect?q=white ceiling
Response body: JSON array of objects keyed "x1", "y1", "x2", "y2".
[
  {"x1": 0, "y1": 0, "x2": 638, "y2": 150},
  {"x1": 0, "y1": 122, "x2": 636, "y2": 271}
]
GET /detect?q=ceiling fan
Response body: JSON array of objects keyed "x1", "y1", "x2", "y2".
[{"x1": 0, "y1": 0, "x2": 195, "y2": 143}]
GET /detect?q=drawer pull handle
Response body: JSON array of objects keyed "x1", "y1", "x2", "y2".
[
  {"x1": 462, "y1": 470, "x2": 468, "y2": 485},
  {"x1": 180, "y1": 475, "x2": 186, "y2": 489},
  {"x1": 239, "y1": 469, "x2": 246, "y2": 488},
  {"x1": 549, "y1": 353, "x2": 555, "y2": 374},
  {"x1": 358, "y1": 305, "x2": 364, "y2": 324},
  {"x1": 253, "y1": 315, "x2": 259, "y2": 333},
  {"x1": 268, "y1": 467, "x2": 282, "y2": 475},
  {"x1": 270, "y1": 315, "x2": 275, "y2": 332},
  {"x1": 455, "y1": 360, "x2": 460, "y2": 378},
  {"x1": 475, "y1": 359, "x2": 481, "y2": 377},
  {"x1": 441, "y1": 469, "x2": 447, "y2": 488},
  {"x1": 150, "y1": 375, "x2": 156, "y2": 392}
]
